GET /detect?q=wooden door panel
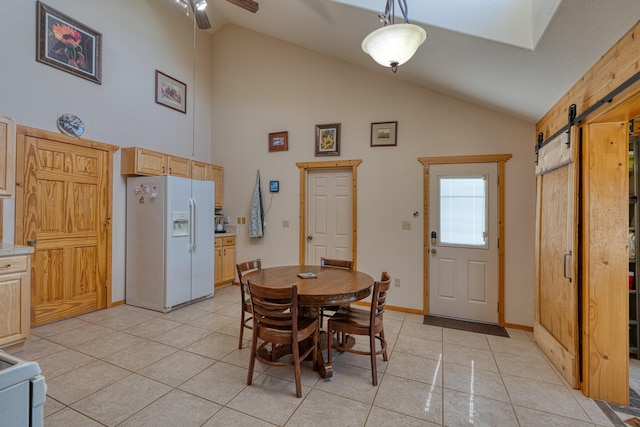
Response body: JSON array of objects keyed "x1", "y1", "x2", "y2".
[
  {"x1": 538, "y1": 165, "x2": 574, "y2": 351},
  {"x1": 534, "y1": 130, "x2": 579, "y2": 388},
  {"x1": 17, "y1": 129, "x2": 113, "y2": 327}
]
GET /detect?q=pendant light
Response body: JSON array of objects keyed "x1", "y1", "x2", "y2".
[{"x1": 362, "y1": 0, "x2": 426, "y2": 73}]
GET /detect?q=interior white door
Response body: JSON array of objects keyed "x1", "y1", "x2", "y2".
[
  {"x1": 428, "y1": 163, "x2": 499, "y2": 323},
  {"x1": 306, "y1": 168, "x2": 353, "y2": 265}
]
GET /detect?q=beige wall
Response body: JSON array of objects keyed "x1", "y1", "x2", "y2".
[
  {"x1": 211, "y1": 26, "x2": 537, "y2": 326},
  {"x1": 0, "y1": 0, "x2": 213, "y2": 302},
  {"x1": 0, "y1": 1, "x2": 537, "y2": 326}
]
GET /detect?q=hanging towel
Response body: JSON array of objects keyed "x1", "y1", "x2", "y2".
[{"x1": 248, "y1": 169, "x2": 265, "y2": 238}]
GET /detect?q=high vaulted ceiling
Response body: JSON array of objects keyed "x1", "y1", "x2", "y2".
[{"x1": 176, "y1": 0, "x2": 640, "y2": 123}]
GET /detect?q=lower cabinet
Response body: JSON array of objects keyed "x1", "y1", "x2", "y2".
[
  {"x1": 0, "y1": 254, "x2": 31, "y2": 351},
  {"x1": 215, "y1": 236, "x2": 236, "y2": 286}
]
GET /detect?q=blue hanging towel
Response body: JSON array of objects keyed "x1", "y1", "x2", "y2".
[{"x1": 248, "y1": 169, "x2": 265, "y2": 238}]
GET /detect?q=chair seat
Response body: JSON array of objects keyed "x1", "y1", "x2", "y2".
[
  {"x1": 257, "y1": 316, "x2": 317, "y2": 345},
  {"x1": 329, "y1": 307, "x2": 383, "y2": 332}
]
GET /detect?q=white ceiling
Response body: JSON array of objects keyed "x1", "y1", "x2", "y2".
[{"x1": 183, "y1": 0, "x2": 640, "y2": 123}]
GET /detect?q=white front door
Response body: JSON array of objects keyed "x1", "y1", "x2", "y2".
[
  {"x1": 428, "y1": 162, "x2": 499, "y2": 323},
  {"x1": 306, "y1": 168, "x2": 353, "y2": 265}
]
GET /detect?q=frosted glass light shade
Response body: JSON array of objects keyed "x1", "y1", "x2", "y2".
[{"x1": 362, "y1": 23, "x2": 426, "y2": 68}]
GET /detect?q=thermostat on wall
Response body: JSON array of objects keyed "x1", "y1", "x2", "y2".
[{"x1": 269, "y1": 181, "x2": 279, "y2": 192}]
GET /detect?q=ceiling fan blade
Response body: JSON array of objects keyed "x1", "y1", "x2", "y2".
[
  {"x1": 226, "y1": 0, "x2": 259, "y2": 13},
  {"x1": 188, "y1": 0, "x2": 212, "y2": 29},
  {"x1": 194, "y1": 9, "x2": 211, "y2": 29}
]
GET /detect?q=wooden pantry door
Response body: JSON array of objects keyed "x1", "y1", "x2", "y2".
[
  {"x1": 533, "y1": 130, "x2": 579, "y2": 388},
  {"x1": 15, "y1": 126, "x2": 117, "y2": 326}
]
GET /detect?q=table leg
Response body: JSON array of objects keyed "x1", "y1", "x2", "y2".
[{"x1": 316, "y1": 331, "x2": 356, "y2": 379}]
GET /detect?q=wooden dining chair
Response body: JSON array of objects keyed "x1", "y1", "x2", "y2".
[
  {"x1": 246, "y1": 280, "x2": 319, "y2": 398},
  {"x1": 319, "y1": 257, "x2": 354, "y2": 326},
  {"x1": 327, "y1": 271, "x2": 391, "y2": 386},
  {"x1": 236, "y1": 259, "x2": 262, "y2": 349}
]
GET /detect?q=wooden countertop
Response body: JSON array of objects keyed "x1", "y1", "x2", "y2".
[{"x1": 0, "y1": 243, "x2": 34, "y2": 256}]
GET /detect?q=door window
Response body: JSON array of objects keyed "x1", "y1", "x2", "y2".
[{"x1": 439, "y1": 176, "x2": 488, "y2": 248}]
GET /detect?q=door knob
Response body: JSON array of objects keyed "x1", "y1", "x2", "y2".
[
  {"x1": 430, "y1": 248, "x2": 437, "y2": 254},
  {"x1": 27, "y1": 239, "x2": 37, "y2": 246},
  {"x1": 307, "y1": 235, "x2": 313, "y2": 241}
]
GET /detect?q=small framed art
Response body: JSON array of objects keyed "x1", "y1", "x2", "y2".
[
  {"x1": 155, "y1": 70, "x2": 187, "y2": 113},
  {"x1": 36, "y1": 1, "x2": 103, "y2": 84},
  {"x1": 315, "y1": 123, "x2": 341, "y2": 156},
  {"x1": 269, "y1": 131, "x2": 288, "y2": 152},
  {"x1": 371, "y1": 121, "x2": 398, "y2": 147}
]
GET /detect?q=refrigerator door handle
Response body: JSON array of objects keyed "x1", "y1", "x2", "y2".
[{"x1": 190, "y1": 197, "x2": 198, "y2": 252}]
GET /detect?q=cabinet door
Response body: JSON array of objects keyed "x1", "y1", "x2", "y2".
[
  {"x1": 168, "y1": 156, "x2": 190, "y2": 177},
  {"x1": 210, "y1": 165, "x2": 223, "y2": 208},
  {"x1": 191, "y1": 161, "x2": 209, "y2": 181},
  {"x1": 214, "y1": 239, "x2": 223, "y2": 285},
  {"x1": 222, "y1": 244, "x2": 236, "y2": 282},
  {"x1": 0, "y1": 116, "x2": 16, "y2": 198},
  {"x1": 0, "y1": 260, "x2": 29, "y2": 349},
  {"x1": 134, "y1": 148, "x2": 166, "y2": 175}
]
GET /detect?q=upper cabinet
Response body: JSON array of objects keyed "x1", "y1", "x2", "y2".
[
  {"x1": 167, "y1": 155, "x2": 190, "y2": 178},
  {"x1": 121, "y1": 147, "x2": 166, "y2": 176},
  {"x1": 210, "y1": 165, "x2": 223, "y2": 209},
  {"x1": 121, "y1": 147, "x2": 223, "y2": 208},
  {"x1": 0, "y1": 116, "x2": 16, "y2": 198},
  {"x1": 191, "y1": 161, "x2": 209, "y2": 181}
]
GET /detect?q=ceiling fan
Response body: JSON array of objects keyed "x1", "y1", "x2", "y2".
[
  {"x1": 226, "y1": 0, "x2": 259, "y2": 14},
  {"x1": 174, "y1": 0, "x2": 258, "y2": 30}
]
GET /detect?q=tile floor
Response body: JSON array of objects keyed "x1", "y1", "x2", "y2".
[{"x1": 8, "y1": 285, "x2": 630, "y2": 426}]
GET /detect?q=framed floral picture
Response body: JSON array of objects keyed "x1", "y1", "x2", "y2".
[
  {"x1": 155, "y1": 70, "x2": 187, "y2": 114},
  {"x1": 371, "y1": 121, "x2": 398, "y2": 146},
  {"x1": 315, "y1": 123, "x2": 341, "y2": 156},
  {"x1": 36, "y1": 1, "x2": 102, "y2": 84},
  {"x1": 269, "y1": 131, "x2": 288, "y2": 152}
]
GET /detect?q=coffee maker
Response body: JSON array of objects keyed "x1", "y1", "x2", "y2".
[{"x1": 214, "y1": 214, "x2": 226, "y2": 233}]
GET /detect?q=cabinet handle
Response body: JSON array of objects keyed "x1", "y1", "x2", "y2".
[{"x1": 0, "y1": 264, "x2": 11, "y2": 269}]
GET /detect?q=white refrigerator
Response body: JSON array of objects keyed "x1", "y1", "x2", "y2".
[{"x1": 126, "y1": 175, "x2": 215, "y2": 312}]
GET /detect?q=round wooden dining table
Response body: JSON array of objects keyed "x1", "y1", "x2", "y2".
[{"x1": 243, "y1": 265, "x2": 375, "y2": 378}]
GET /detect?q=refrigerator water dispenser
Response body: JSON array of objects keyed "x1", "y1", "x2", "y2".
[{"x1": 172, "y1": 211, "x2": 190, "y2": 236}]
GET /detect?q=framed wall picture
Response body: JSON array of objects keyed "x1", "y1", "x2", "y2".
[
  {"x1": 36, "y1": 1, "x2": 103, "y2": 84},
  {"x1": 315, "y1": 123, "x2": 341, "y2": 156},
  {"x1": 155, "y1": 70, "x2": 187, "y2": 113},
  {"x1": 269, "y1": 131, "x2": 288, "y2": 152},
  {"x1": 371, "y1": 121, "x2": 398, "y2": 147}
]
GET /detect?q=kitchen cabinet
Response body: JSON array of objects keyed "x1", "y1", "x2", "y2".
[
  {"x1": 0, "y1": 252, "x2": 31, "y2": 351},
  {"x1": 210, "y1": 165, "x2": 223, "y2": 209},
  {"x1": 167, "y1": 155, "x2": 190, "y2": 178},
  {"x1": 0, "y1": 116, "x2": 16, "y2": 198},
  {"x1": 121, "y1": 148, "x2": 223, "y2": 207},
  {"x1": 121, "y1": 147, "x2": 166, "y2": 176},
  {"x1": 191, "y1": 161, "x2": 209, "y2": 181},
  {"x1": 215, "y1": 236, "x2": 235, "y2": 286}
]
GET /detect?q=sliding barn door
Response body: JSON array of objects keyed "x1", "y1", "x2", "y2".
[
  {"x1": 534, "y1": 130, "x2": 579, "y2": 388},
  {"x1": 581, "y1": 121, "x2": 628, "y2": 404}
]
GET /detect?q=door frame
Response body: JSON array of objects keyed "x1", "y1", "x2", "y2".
[
  {"x1": 296, "y1": 160, "x2": 362, "y2": 267},
  {"x1": 418, "y1": 154, "x2": 511, "y2": 325}
]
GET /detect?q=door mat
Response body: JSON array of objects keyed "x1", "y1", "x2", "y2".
[{"x1": 423, "y1": 315, "x2": 509, "y2": 337}]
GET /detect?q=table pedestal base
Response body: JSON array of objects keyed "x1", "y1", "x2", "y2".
[{"x1": 256, "y1": 332, "x2": 355, "y2": 379}]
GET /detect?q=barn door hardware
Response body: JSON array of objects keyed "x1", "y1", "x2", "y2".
[{"x1": 535, "y1": 68, "x2": 640, "y2": 152}]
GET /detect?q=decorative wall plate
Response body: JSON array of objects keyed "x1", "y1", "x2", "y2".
[{"x1": 57, "y1": 113, "x2": 85, "y2": 137}]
